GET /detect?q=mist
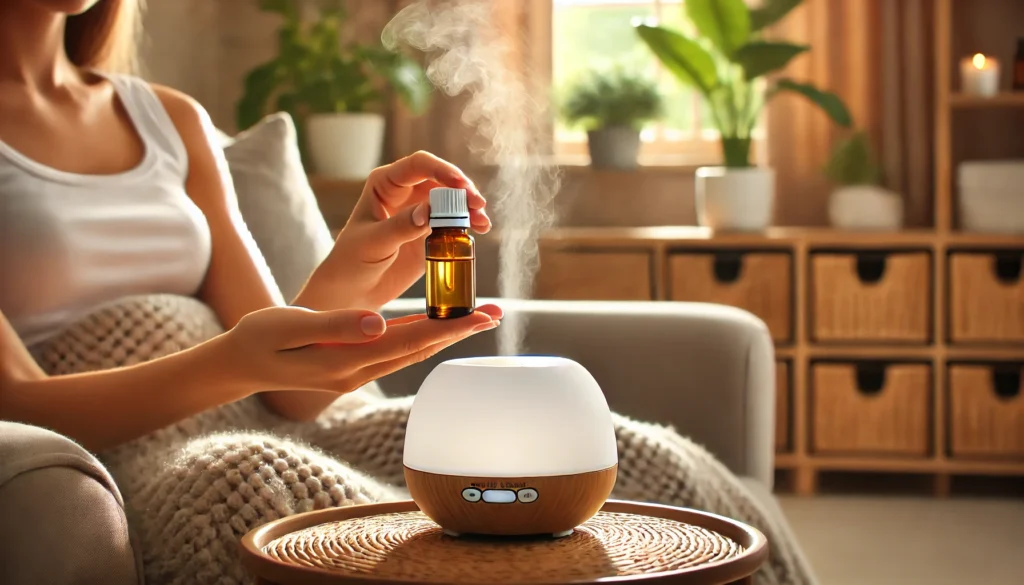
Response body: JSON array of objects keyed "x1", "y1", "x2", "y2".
[{"x1": 382, "y1": 0, "x2": 561, "y2": 356}]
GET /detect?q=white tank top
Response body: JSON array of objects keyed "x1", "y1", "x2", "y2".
[{"x1": 0, "y1": 73, "x2": 212, "y2": 347}]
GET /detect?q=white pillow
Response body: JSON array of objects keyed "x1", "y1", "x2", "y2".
[{"x1": 222, "y1": 113, "x2": 335, "y2": 302}]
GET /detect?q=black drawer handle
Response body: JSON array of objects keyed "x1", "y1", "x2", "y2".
[
  {"x1": 991, "y1": 366, "x2": 1021, "y2": 400},
  {"x1": 856, "y1": 253, "x2": 888, "y2": 284},
  {"x1": 713, "y1": 252, "x2": 744, "y2": 284},
  {"x1": 992, "y1": 253, "x2": 1023, "y2": 285},
  {"x1": 855, "y1": 362, "x2": 887, "y2": 396}
]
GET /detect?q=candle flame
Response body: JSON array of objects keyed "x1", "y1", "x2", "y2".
[{"x1": 972, "y1": 53, "x2": 986, "y2": 69}]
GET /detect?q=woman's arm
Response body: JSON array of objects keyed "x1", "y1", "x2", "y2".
[
  {"x1": 0, "y1": 303, "x2": 501, "y2": 452},
  {"x1": 151, "y1": 85, "x2": 333, "y2": 421},
  {"x1": 0, "y1": 311, "x2": 251, "y2": 452}
]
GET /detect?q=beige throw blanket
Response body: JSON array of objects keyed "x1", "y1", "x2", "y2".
[{"x1": 30, "y1": 294, "x2": 815, "y2": 585}]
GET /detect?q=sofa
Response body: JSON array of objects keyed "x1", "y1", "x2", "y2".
[
  {"x1": 0, "y1": 297, "x2": 788, "y2": 584},
  {"x1": 0, "y1": 113, "x2": 801, "y2": 583}
]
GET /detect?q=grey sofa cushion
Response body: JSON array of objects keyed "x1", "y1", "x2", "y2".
[{"x1": 0, "y1": 422, "x2": 142, "y2": 585}]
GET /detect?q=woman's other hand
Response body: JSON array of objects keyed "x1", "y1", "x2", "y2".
[
  {"x1": 222, "y1": 302, "x2": 502, "y2": 395},
  {"x1": 296, "y1": 151, "x2": 492, "y2": 311}
]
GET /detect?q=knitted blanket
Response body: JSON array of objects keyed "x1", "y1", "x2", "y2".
[{"x1": 30, "y1": 294, "x2": 816, "y2": 585}]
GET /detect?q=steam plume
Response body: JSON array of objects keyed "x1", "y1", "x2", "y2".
[{"x1": 383, "y1": 0, "x2": 561, "y2": 356}]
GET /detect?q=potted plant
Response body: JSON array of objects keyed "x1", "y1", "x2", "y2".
[
  {"x1": 824, "y1": 131, "x2": 903, "y2": 231},
  {"x1": 560, "y1": 66, "x2": 663, "y2": 170},
  {"x1": 636, "y1": 0, "x2": 852, "y2": 231},
  {"x1": 236, "y1": 0, "x2": 432, "y2": 179}
]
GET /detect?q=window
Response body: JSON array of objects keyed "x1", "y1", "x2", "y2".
[{"x1": 552, "y1": 0, "x2": 763, "y2": 166}]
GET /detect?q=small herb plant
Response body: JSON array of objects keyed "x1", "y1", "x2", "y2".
[
  {"x1": 235, "y1": 0, "x2": 432, "y2": 139},
  {"x1": 635, "y1": 0, "x2": 852, "y2": 167},
  {"x1": 824, "y1": 131, "x2": 884, "y2": 186},
  {"x1": 560, "y1": 66, "x2": 664, "y2": 132}
]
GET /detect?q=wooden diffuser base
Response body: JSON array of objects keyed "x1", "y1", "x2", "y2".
[{"x1": 404, "y1": 465, "x2": 618, "y2": 536}]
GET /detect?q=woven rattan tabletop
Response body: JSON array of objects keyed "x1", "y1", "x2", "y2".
[{"x1": 241, "y1": 500, "x2": 767, "y2": 585}]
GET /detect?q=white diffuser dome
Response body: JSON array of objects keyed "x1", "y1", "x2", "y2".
[{"x1": 404, "y1": 356, "x2": 618, "y2": 537}]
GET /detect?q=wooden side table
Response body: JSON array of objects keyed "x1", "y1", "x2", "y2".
[{"x1": 241, "y1": 500, "x2": 768, "y2": 585}]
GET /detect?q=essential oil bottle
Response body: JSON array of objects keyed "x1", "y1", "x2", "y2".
[{"x1": 425, "y1": 187, "x2": 476, "y2": 319}]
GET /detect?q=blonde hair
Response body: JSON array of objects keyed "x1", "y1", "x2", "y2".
[{"x1": 64, "y1": 0, "x2": 144, "y2": 74}]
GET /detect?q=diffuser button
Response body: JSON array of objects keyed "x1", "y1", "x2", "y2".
[
  {"x1": 461, "y1": 488, "x2": 482, "y2": 502},
  {"x1": 481, "y1": 489, "x2": 516, "y2": 504},
  {"x1": 517, "y1": 488, "x2": 538, "y2": 503}
]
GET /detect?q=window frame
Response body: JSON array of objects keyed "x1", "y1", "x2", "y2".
[{"x1": 541, "y1": 0, "x2": 765, "y2": 167}]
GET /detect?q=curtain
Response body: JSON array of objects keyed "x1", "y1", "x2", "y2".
[{"x1": 766, "y1": 0, "x2": 934, "y2": 227}]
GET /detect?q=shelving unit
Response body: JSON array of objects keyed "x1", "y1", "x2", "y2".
[
  {"x1": 531, "y1": 225, "x2": 1023, "y2": 496},
  {"x1": 521, "y1": 0, "x2": 1023, "y2": 497}
]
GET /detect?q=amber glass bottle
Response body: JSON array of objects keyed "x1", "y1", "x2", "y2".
[{"x1": 425, "y1": 188, "x2": 476, "y2": 319}]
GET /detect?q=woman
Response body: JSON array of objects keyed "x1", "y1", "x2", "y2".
[
  {"x1": 0, "y1": 0, "x2": 502, "y2": 447},
  {"x1": 0, "y1": 0, "x2": 502, "y2": 581}
]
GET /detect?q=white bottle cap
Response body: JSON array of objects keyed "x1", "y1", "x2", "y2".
[{"x1": 429, "y1": 187, "x2": 470, "y2": 228}]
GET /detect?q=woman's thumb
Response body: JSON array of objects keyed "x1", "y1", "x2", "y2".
[
  {"x1": 360, "y1": 203, "x2": 431, "y2": 261},
  {"x1": 266, "y1": 307, "x2": 387, "y2": 349}
]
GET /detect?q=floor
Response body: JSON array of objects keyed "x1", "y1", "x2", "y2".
[{"x1": 777, "y1": 495, "x2": 1024, "y2": 585}]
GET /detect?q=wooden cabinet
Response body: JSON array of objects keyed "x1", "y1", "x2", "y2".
[
  {"x1": 522, "y1": 227, "x2": 1024, "y2": 493},
  {"x1": 534, "y1": 249, "x2": 652, "y2": 301},
  {"x1": 776, "y1": 360, "x2": 791, "y2": 453},
  {"x1": 810, "y1": 252, "x2": 931, "y2": 343},
  {"x1": 948, "y1": 252, "x2": 1024, "y2": 343},
  {"x1": 669, "y1": 252, "x2": 793, "y2": 342},
  {"x1": 811, "y1": 362, "x2": 931, "y2": 456},
  {"x1": 948, "y1": 363, "x2": 1024, "y2": 459}
]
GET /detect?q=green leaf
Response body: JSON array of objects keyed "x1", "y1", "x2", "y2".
[
  {"x1": 685, "y1": 0, "x2": 751, "y2": 57},
  {"x1": 635, "y1": 25, "x2": 718, "y2": 94},
  {"x1": 750, "y1": 0, "x2": 802, "y2": 32},
  {"x1": 823, "y1": 131, "x2": 883, "y2": 186},
  {"x1": 733, "y1": 41, "x2": 808, "y2": 79},
  {"x1": 386, "y1": 55, "x2": 433, "y2": 114},
  {"x1": 773, "y1": 79, "x2": 852, "y2": 127},
  {"x1": 235, "y1": 60, "x2": 280, "y2": 131}
]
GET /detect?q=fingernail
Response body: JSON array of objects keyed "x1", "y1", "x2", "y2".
[
  {"x1": 360, "y1": 315, "x2": 386, "y2": 336},
  {"x1": 413, "y1": 203, "x2": 429, "y2": 227}
]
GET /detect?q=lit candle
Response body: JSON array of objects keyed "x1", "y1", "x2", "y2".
[{"x1": 960, "y1": 53, "x2": 1000, "y2": 97}]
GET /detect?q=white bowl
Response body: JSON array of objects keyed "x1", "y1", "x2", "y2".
[{"x1": 403, "y1": 356, "x2": 618, "y2": 536}]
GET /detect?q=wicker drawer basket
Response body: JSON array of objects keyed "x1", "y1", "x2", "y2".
[
  {"x1": 948, "y1": 252, "x2": 1024, "y2": 343},
  {"x1": 810, "y1": 252, "x2": 931, "y2": 343},
  {"x1": 948, "y1": 363, "x2": 1024, "y2": 459},
  {"x1": 669, "y1": 251, "x2": 793, "y2": 342},
  {"x1": 811, "y1": 362, "x2": 931, "y2": 456}
]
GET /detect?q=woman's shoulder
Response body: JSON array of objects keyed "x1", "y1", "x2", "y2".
[{"x1": 101, "y1": 73, "x2": 213, "y2": 137}]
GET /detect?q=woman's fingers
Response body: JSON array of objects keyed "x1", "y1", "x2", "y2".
[
  {"x1": 386, "y1": 313, "x2": 429, "y2": 326},
  {"x1": 352, "y1": 319, "x2": 500, "y2": 385},
  {"x1": 345, "y1": 310, "x2": 497, "y2": 365},
  {"x1": 354, "y1": 202, "x2": 432, "y2": 262},
  {"x1": 386, "y1": 305, "x2": 502, "y2": 327},
  {"x1": 374, "y1": 151, "x2": 485, "y2": 210},
  {"x1": 257, "y1": 307, "x2": 386, "y2": 350}
]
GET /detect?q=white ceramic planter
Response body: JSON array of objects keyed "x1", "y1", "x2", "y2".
[
  {"x1": 306, "y1": 112, "x2": 386, "y2": 179},
  {"x1": 828, "y1": 185, "x2": 904, "y2": 231},
  {"x1": 695, "y1": 166, "x2": 775, "y2": 232},
  {"x1": 587, "y1": 126, "x2": 641, "y2": 170},
  {"x1": 958, "y1": 160, "x2": 1024, "y2": 234}
]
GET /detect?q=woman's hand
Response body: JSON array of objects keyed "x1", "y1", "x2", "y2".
[
  {"x1": 295, "y1": 151, "x2": 491, "y2": 311},
  {"x1": 223, "y1": 302, "x2": 502, "y2": 396}
]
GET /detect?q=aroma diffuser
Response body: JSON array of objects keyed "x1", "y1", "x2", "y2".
[{"x1": 404, "y1": 356, "x2": 618, "y2": 537}]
